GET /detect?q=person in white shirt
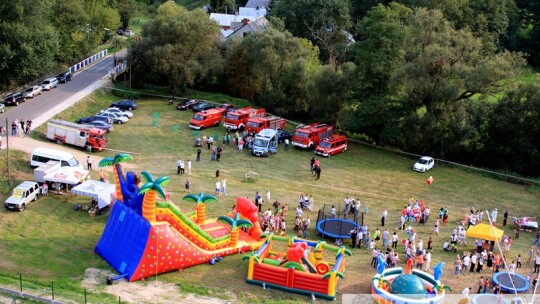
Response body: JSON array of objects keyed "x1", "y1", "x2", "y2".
[
  {"x1": 462, "y1": 287, "x2": 471, "y2": 298},
  {"x1": 215, "y1": 180, "x2": 221, "y2": 197},
  {"x1": 381, "y1": 209, "x2": 388, "y2": 227},
  {"x1": 266, "y1": 191, "x2": 271, "y2": 203},
  {"x1": 424, "y1": 251, "x2": 432, "y2": 271},
  {"x1": 177, "y1": 159, "x2": 182, "y2": 174},
  {"x1": 463, "y1": 253, "x2": 471, "y2": 274},
  {"x1": 187, "y1": 160, "x2": 192, "y2": 175}
]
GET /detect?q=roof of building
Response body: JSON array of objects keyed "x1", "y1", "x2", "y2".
[
  {"x1": 245, "y1": 0, "x2": 271, "y2": 9},
  {"x1": 239, "y1": 7, "x2": 267, "y2": 17}
]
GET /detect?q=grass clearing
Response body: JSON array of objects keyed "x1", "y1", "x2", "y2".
[{"x1": 2, "y1": 88, "x2": 540, "y2": 302}]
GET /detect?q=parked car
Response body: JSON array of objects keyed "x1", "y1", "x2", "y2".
[
  {"x1": 98, "y1": 112, "x2": 129, "y2": 124},
  {"x1": 4, "y1": 181, "x2": 40, "y2": 211},
  {"x1": 86, "y1": 120, "x2": 114, "y2": 133},
  {"x1": 413, "y1": 156, "x2": 435, "y2": 172},
  {"x1": 277, "y1": 129, "x2": 293, "y2": 144},
  {"x1": 100, "y1": 107, "x2": 133, "y2": 118},
  {"x1": 192, "y1": 102, "x2": 214, "y2": 112},
  {"x1": 0, "y1": 103, "x2": 5, "y2": 113},
  {"x1": 4, "y1": 93, "x2": 26, "y2": 106},
  {"x1": 176, "y1": 99, "x2": 199, "y2": 110},
  {"x1": 56, "y1": 71, "x2": 72, "y2": 83},
  {"x1": 78, "y1": 115, "x2": 113, "y2": 125},
  {"x1": 22, "y1": 86, "x2": 43, "y2": 98},
  {"x1": 220, "y1": 103, "x2": 238, "y2": 114},
  {"x1": 40, "y1": 77, "x2": 59, "y2": 90},
  {"x1": 110, "y1": 99, "x2": 138, "y2": 110}
]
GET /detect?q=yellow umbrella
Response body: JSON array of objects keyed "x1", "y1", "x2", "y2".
[{"x1": 465, "y1": 223, "x2": 504, "y2": 242}]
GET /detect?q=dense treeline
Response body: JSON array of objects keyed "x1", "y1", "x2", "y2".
[
  {"x1": 0, "y1": 0, "x2": 151, "y2": 90},
  {"x1": 129, "y1": 1, "x2": 539, "y2": 177}
]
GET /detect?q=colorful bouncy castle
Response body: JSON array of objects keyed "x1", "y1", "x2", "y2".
[
  {"x1": 95, "y1": 154, "x2": 264, "y2": 281},
  {"x1": 243, "y1": 234, "x2": 351, "y2": 300}
]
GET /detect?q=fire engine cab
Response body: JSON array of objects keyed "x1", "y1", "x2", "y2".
[
  {"x1": 245, "y1": 116, "x2": 286, "y2": 134},
  {"x1": 223, "y1": 107, "x2": 265, "y2": 131},
  {"x1": 292, "y1": 123, "x2": 333, "y2": 150},
  {"x1": 315, "y1": 134, "x2": 348, "y2": 157}
]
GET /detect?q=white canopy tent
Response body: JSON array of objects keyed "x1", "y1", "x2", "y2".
[{"x1": 71, "y1": 179, "x2": 115, "y2": 209}]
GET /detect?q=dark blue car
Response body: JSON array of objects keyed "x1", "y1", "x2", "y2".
[{"x1": 110, "y1": 100, "x2": 138, "y2": 111}]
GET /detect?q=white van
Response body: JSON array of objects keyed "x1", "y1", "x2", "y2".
[
  {"x1": 30, "y1": 147, "x2": 82, "y2": 169},
  {"x1": 4, "y1": 181, "x2": 40, "y2": 211}
]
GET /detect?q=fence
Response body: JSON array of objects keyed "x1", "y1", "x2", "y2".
[
  {"x1": 316, "y1": 204, "x2": 363, "y2": 240},
  {"x1": 70, "y1": 50, "x2": 109, "y2": 74},
  {"x1": 0, "y1": 274, "x2": 125, "y2": 304}
]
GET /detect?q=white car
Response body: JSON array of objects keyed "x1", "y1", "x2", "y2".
[
  {"x1": 98, "y1": 112, "x2": 129, "y2": 124},
  {"x1": 100, "y1": 107, "x2": 133, "y2": 118},
  {"x1": 40, "y1": 77, "x2": 58, "y2": 90},
  {"x1": 413, "y1": 156, "x2": 435, "y2": 172},
  {"x1": 23, "y1": 85, "x2": 43, "y2": 98},
  {"x1": 4, "y1": 181, "x2": 40, "y2": 211}
]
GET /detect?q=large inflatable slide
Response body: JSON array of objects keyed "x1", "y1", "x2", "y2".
[{"x1": 95, "y1": 154, "x2": 264, "y2": 281}]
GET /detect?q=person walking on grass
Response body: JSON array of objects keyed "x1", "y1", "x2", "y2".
[
  {"x1": 177, "y1": 159, "x2": 182, "y2": 174},
  {"x1": 381, "y1": 209, "x2": 387, "y2": 227},
  {"x1": 196, "y1": 148, "x2": 201, "y2": 161},
  {"x1": 185, "y1": 178, "x2": 191, "y2": 192},
  {"x1": 87, "y1": 156, "x2": 93, "y2": 170},
  {"x1": 187, "y1": 160, "x2": 192, "y2": 175},
  {"x1": 221, "y1": 179, "x2": 227, "y2": 196}
]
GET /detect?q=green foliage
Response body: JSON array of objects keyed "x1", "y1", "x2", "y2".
[{"x1": 129, "y1": 1, "x2": 221, "y2": 95}]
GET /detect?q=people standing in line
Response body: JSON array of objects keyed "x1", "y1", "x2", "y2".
[
  {"x1": 221, "y1": 179, "x2": 227, "y2": 195},
  {"x1": 176, "y1": 159, "x2": 186, "y2": 175},
  {"x1": 87, "y1": 156, "x2": 93, "y2": 170},
  {"x1": 216, "y1": 146, "x2": 222, "y2": 161},
  {"x1": 196, "y1": 148, "x2": 201, "y2": 161},
  {"x1": 187, "y1": 160, "x2": 192, "y2": 175},
  {"x1": 215, "y1": 180, "x2": 221, "y2": 197},
  {"x1": 25, "y1": 120, "x2": 32, "y2": 134},
  {"x1": 381, "y1": 209, "x2": 387, "y2": 227}
]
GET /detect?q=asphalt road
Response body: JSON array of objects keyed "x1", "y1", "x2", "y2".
[{"x1": 0, "y1": 51, "x2": 125, "y2": 130}]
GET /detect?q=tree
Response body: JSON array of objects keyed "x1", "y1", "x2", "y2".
[
  {"x1": 483, "y1": 82, "x2": 540, "y2": 176},
  {"x1": 226, "y1": 28, "x2": 321, "y2": 117},
  {"x1": 270, "y1": 0, "x2": 352, "y2": 64},
  {"x1": 390, "y1": 8, "x2": 525, "y2": 154},
  {"x1": 217, "y1": 213, "x2": 253, "y2": 247},
  {"x1": 138, "y1": 171, "x2": 170, "y2": 222},
  {"x1": 0, "y1": 1, "x2": 60, "y2": 89},
  {"x1": 111, "y1": 0, "x2": 139, "y2": 30},
  {"x1": 306, "y1": 62, "x2": 355, "y2": 126},
  {"x1": 129, "y1": 2, "x2": 221, "y2": 94},
  {"x1": 182, "y1": 192, "x2": 218, "y2": 225}
]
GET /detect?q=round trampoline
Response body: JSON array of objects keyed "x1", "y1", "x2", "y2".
[
  {"x1": 492, "y1": 272, "x2": 530, "y2": 293},
  {"x1": 316, "y1": 218, "x2": 358, "y2": 239},
  {"x1": 471, "y1": 294, "x2": 510, "y2": 304}
]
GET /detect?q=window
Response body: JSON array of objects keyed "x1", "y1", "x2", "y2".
[
  {"x1": 193, "y1": 114, "x2": 204, "y2": 121},
  {"x1": 294, "y1": 131, "x2": 309, "y2": 139},
  {"x1": 319, "y1": 141, "x2": 331, "y2": 148},
  {"x1": 66, "y1": 158, "x2": 80, "y2": 167},
  {"x1": 226, "y1": 113, "x2": 239, "y2": 120}
]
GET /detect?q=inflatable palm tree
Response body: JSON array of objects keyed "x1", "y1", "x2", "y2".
[
  {"x1": 138, "y1": 171, "x2": 169, "y2": 222},
  {"x1": 98, "y1": 153, "x2": 133, "y2": 201},
  {"x1": 182, "y1": 192, "x2": 217, "y2": 225},
  {"x1": 218, "y1": 213, "x2": 253, "y2": 247}
]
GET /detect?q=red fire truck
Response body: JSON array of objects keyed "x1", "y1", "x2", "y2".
[
  {"x1": 245, "y1": 116, "x2": 286, "y2": 134},
  {"x1": 223, "y1": 107, "x2": 266, "y2": 130},
  {"x1": 315, "y1": 134, "x2": 348, "y2": 157},
  {"x1": 292, "y1": 123, "x2": 333, "y2": 150},
  {"x1": 46, "y1": 119, "x2": 108, "y2": 152}
]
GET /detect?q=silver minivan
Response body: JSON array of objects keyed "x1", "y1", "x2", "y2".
[{"x1": 40, "y1": 77, "x2": 59, "y2": 90}]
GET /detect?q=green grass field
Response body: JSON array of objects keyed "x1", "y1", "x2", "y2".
[{"x1": 1, "y1": 89, "x2": 539, "y2": 303}]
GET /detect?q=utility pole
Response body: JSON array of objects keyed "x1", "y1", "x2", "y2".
[{"x1": 5, "y1": 118, "x2": 10, "y2": 186}]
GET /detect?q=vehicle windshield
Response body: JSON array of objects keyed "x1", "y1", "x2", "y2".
[
  {"x1": 294, "y1": 131, "x2": 309, "y2": 139},
  {"x1": 253, "y1": 138, "x2": 269, "y2": 147},
  {"x1": 193, "y1": 114, "x2": 204, "y2": 121},
  {"x1": 12, "y1": 188, "x2": 24, "y2": 199},
  {"x1": 319, "y1": 141, "x2": 331, "y2": 148},
  {"x1": 67, "y1": 158, "x2": 80, "y2": 167},
  {"x1": 417, "y1": 158, "x2": 429, "y2": 165},
  {"x1": 226, "y1": 113, "x2": 239, "y2": 120},
  {"x1": 247, "y1": 121, "x2": 259, "y2": 128}
]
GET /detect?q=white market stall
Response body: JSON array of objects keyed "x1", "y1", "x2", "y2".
[
  {"x1": 71, "y1": 179, "x2": 116, "y2": 210},
  {"x1": 43, "y1": 166, "x2": 89, "y2": 192}
]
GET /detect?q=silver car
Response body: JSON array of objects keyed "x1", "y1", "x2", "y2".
[{"x1": 22, "y1": 86, "x2": 43, "y2": 98}]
